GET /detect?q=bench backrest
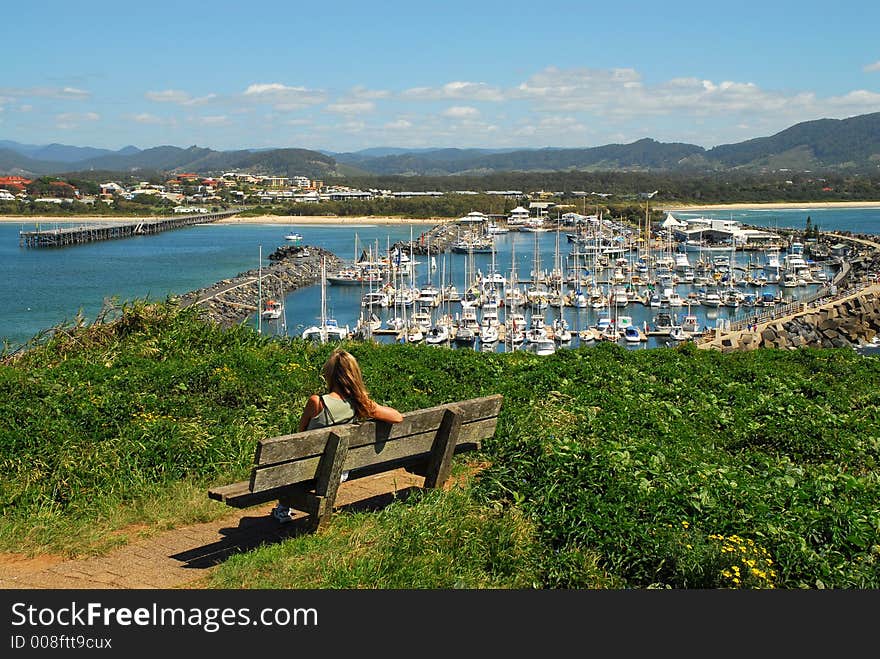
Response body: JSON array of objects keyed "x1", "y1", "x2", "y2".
[{"x1": 249, "y1": 394, "x2": 503, "y2": 494}]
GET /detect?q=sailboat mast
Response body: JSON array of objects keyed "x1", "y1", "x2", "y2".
[
  {"x1": 320, "y1": 256, "x2": 327, "y2": 344},
  {"x1": 257, "y1": 245, "x2": 263, "y2": 335}
]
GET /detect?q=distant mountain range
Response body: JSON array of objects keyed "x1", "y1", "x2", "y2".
[{"x1": 2, "y1": 112, "x2": 879, "y2": 178}]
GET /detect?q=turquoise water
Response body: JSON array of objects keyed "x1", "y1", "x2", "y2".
[
  {"x1": 2, "y1": 207, "x2": 877, "y2": 351},
  {"x1": 668, "y1": 206, "x2": 880, "y2": 235},
  {"x1": 0, "y1": 221, "x2": 417, "y2": 348}
]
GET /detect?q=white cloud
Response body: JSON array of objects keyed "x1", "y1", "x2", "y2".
[
  {"x1": 337, "y1": 120, "x2": 366, "y2": 133},
  {"x1": 326, "y1": 101, "x2": 375, "y2": 115},
  {"x1": 146, "y1": 89, "x2": 188, "y2": 103},
  {"x1": 56, "y1": 112, "x2": 99, "y2": 122},
  {"x1": 145, "y1": 89, "x2": 216, "y2": 106},
  {"x1": 403, "y1": 81, "x2": 504, "y2": 101},
  {"x1": 509, "y1": 66, "x2": 880, "y2": 131},
  {"x1": 55, "y1": 111, "x2": 100, "y2": 130},
  {"x1": 59, "y1": 87, "x2": 89, "y2": 99},
  {"x1": 442, "y1": 106, "x2": 479, "y2": 119},
  {"x1": 194, "y1": 115, "x2": 231, "y2": 126},
  {"x1": 245, "y1": 83, "x2": 289, "y2": 95},
  {"x1": 129, "y1": 112, "x2": 163, "y2": 124},
  {"x1": 351, "y1": 85, "x2": 390, "y2": 99},
  {"x1": 241, "y1": 83, "x2": 325, "y2": 110},
  {"x1": 385, "y1": 119, "x2": 412, "y2": 129},
  {"x1": 0, "y1": 86, "x2": 90, "y2": 100},
  {"x1": 825, "y1": 89, "x2": 880, "y2": 110},
  {"x1": 864, "y1": 61, "x2": 880, "y2": 73}
]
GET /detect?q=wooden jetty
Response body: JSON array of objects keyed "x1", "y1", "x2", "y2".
[{"x1": 19, "y1": 209, "x2": 241, "y2": 248}]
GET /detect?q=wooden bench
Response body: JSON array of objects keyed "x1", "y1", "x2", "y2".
[{"x1": 209, "y1": 394, "x2": 503, "y2": 531}]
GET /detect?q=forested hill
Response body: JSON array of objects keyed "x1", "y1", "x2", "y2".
[
  {"x1": 0, "y1": 145, "x2": 343, "y2": 179},
  {"x1": 334, "y1": 140, "x2": 705, "y2": 175},
  {"x1": 3, "y1": 111, "x2": 880, "y2": 177},
  {"x1": 336, "y1": 112, "x2": 880, "y2": 175},
  {"x1": 704, "y1": 112, "x2": 880, "y2": 168}
]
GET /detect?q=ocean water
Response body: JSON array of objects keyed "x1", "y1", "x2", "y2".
[
  {"x1": 668, "y1": 206, "x2": 880, "y2": 235},
  {"x1": 1, "y1": 207, "x2": 877, "y2": 351},
  {"x1": 0, "y1": 221, "x2": 417, "y2": 348}
]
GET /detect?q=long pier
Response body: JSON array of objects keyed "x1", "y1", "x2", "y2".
[{"x1": 18, "y1": 209, "x2": 242, "y2": 248}]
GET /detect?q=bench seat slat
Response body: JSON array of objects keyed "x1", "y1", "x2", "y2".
[
  {"x1": 255, "y1": 394, "x2": 502, "y2": 466},
  {"x1": 249, "y1": 417, "x2": 496, "y2": 493},
  {"x1": 208, "y1": 394, "x2": 503, "y2": 518}
]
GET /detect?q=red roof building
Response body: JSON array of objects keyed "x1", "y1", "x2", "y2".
[{"x1": 0, "y1": 176, "x2": 32, "y2": 191}]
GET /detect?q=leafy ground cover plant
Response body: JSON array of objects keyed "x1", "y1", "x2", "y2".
[{"x1": 1, "y1": 302, "x2": 878, "y2": 587}]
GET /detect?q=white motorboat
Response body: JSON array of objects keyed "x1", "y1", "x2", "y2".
[
  {"x1": 552, "y1": 317, "x2": 572, "y2": 343},
  {"x1": 624, "y1": 325, "x2": 642, "y2": 344},
  {"x1": 425, "y1": 323, "x2": 451, "y2": 345},
  {"x1": 479, "y1": 323, "x2": 499, "y2": 344},
  {"x1": 411, "y1": 307, "x2": 433, "y2": 331},
  {"x1": 302, "y1": 317, "x2": 349, "y2": 342},
  {"x1": 261, "y1": 297, "x2": 283, "y2": 320},
  {"x1": 453, "y1": 324, "x2": 476, "y2": 347},
  {"x1": 404, "y1": 322, "x2": 424, "y2": 344},
  {"x1": 525, "y1": 314, "x2": 550, "y2": 345},
  {"x1": 361, "y1": 290, "x2": 390, "y2": 308},
  {"x1": 525, "y1": 337, "x2": 556, "y2": 355}
]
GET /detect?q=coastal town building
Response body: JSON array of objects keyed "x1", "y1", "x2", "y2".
[
  {"x1": 0, "y1": 176, "x2": 32, "y2": 192},
  {"x1": 669, "y1": 216, "x2": 782, "y2": 248}
]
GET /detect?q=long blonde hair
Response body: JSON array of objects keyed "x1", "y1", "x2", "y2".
[{"x1": 322, "y1": 349, "x2": 372, "y2": 418}]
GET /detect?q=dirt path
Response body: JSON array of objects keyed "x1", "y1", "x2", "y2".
[{"x1": 0, "y1": 468, "x2": 424, "y2": 589}]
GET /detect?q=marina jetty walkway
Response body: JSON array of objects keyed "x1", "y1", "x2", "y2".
[
  {"x1": 0, "y1": 468, "x2": 425, "y2": 589},
  {"x1": 18, "y1": 209, "x2": 242, "y2": 248},
  {"x1": 700, "y1": 232, "x2": 880, "y2": 351}
]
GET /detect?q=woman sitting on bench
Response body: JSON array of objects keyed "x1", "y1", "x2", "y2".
[{"x1": 273, "y1": 348, "x2": 403, "y2": 522}]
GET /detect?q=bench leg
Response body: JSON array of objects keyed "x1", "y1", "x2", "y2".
[
  {"x1": 309, "y1": 430, "x2": 350, "y2": 531},
  {"x1": 423, "y1": 406, "x2": 463, "y2": 489}
]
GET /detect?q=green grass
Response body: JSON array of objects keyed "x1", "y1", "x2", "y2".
[
  {"x1": 203, "y1": 484, "x2": 563, "y2": 589},
  {"x1": 2, "y1": 301, "x2": 879, "y2": 587}
]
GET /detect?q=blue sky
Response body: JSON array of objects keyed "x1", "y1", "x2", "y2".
[{"x1": 3, "y1": 0, "x2": 880, "y2": 153}]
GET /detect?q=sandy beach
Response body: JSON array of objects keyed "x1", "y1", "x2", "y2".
[
  {"x1": 2, "y1": 201, "x2": 879, "y2": 225},
  {"x1": 663, "y1": 201, "x2": 880, "y2": 211},
  {"x1": 0, "y1": 214, "x2": 446, "y2": 225},
  {"x1": 214, "y1": 214, "x2": 444, "y2": 226}
]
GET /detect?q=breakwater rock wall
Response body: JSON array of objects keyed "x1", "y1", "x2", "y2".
[
  {"x1": 703, "y1": 284, "x2": 880, "y2": 352},
  {"x1": 390, "y1": 221, "x2": 459, "y2": 256},
  {"x1": 175, "y1": 245, "x2": 343, "y2": 328},
  {"x1": 701, "y1": 231, "x2": 880, "y2": 353}
]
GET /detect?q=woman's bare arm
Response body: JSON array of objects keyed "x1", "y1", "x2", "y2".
[{"x1": 369, "y1": 401, "x2": 403, "y2": 424}]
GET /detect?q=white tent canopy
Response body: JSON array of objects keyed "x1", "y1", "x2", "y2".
[{"x1": 661, "y1": 213, "x2": 688, "y2": 228}]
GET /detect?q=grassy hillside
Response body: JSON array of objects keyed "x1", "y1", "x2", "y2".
[{"x1": 1, "y1": 302, "x2": 878, "y2": 588}]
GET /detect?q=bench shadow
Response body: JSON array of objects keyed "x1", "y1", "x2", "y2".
[{"x1": 170, "y1": 486, "x2": 422, "y2": 570}]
